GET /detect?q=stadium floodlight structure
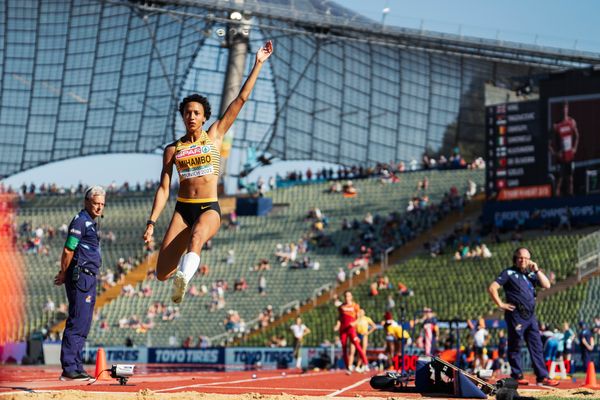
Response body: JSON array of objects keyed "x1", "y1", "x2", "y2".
[{"x1": 1, "y1": 0, "x2": 600, "y2": 183}]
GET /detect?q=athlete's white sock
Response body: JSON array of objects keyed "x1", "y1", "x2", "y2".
[{"x1": 179, "y1": 252, "x2": 200, "y2": 283}]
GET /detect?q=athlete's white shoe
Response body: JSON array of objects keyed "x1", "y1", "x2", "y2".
[{"x1": 171, "y1": 271, "x2": 188, "y2": 304}]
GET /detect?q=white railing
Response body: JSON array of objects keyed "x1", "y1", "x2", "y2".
[
  {"x1": 279, "y1": 300, "x2": 300, "y2": 315},
  {"x1": 577, "y1": 230, "x2": 600, "y2": 281}
]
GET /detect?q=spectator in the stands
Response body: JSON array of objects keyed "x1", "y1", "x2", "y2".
[
  {"x1": 226, "y1": 249, "x2": 235, "y2": 266},
  {"x1": 329, "y1": 181, "x2": 342, "y2": 193},
  {"x1": 258, "y1": 274, "x2": 267, "y2": 296},
  {"x1": 228, "y1": 210, "x2": 240, "y2": 230},
  {"x1": 466, "y1": 179, "x2": 477, "y2": 199},
  {"x1": 182, "y1": 336, "x2": 194, "y2": 348},
  {"x1": 43, "y1": 297, "x2": 56, "y2": 313},
  {"x1": 386, "y1": 294, "x2": 396, "y2": 311},
  {"x1": 397, "y1": 281, "x2": 413, "y2": 297},
  {"x1": 255, "y1": 259, "x2": 271, "y2": 271},
  {"x1": 188, "y1": 284, "x2": 200, "y2": 297},
  {"x1": 259, "y1": 305, "x2": 274, "y2": 327},
  {"x1": 234, "y1": 278, "x2": 248, "y2": 291},
  {"x1": 369, "y1": 281, "x2": 379, "y2": 297},
  {"x1": 197, "y1": 335, "x2": 210, "y2": 348},
  {"x1": 199, "y1": 263, "x2": 209, "y2": 276},
  {"x1": 257, "y1": 177, "x2": 266, "y2": 197},
  {"x1": 341, "y1": 218, "x2": 352, "y2": 230},
  {"x1": 343, "y1": 181, "x2": 357, "y2": 196}
]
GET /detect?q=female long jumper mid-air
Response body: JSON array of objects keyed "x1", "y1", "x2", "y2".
[{"x1": 143, "y1": 41, "x2": 273, "y2": 303}]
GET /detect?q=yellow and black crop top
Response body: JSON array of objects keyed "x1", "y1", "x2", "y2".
[{"x1": 173, "y1": 131, "x2": 220, "y2": 181}]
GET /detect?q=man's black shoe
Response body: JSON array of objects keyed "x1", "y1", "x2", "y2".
[
  {"x1": 59, "y1": 371, "x2": 91, "y2": 381},
  {"x1": 77, "y1": 371, "x2": 94, "y2": 380}
]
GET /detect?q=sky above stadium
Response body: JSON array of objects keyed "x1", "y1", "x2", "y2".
[
  {"x1": 344, "y1": 0, "x2": 600, "y2": 52},
  {"x1": 2, "y1": 0, "x2": 600, "y2": 190}
]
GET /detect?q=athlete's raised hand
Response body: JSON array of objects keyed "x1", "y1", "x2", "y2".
[{"x1": 256, "y1": 40, "x2": 273, "y2": 64}]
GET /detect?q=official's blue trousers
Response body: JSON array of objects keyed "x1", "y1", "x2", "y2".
[
  {"x1": 60, "y1": 267, "x2": 96, "y2": 373},
  {"x1": 505, "y1": 311, "x2": 548, "y2": 380}
]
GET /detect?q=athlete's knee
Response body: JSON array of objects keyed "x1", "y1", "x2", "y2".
[
  {"x1": 190, "y1": 227, "x2": 210, "y2": 245},
  {"x1": 155, "y1": 259, "x2": 174, "y2": 281},
  {"x1": 156, "y1": 269, "x2": 170, "y2": 281}
]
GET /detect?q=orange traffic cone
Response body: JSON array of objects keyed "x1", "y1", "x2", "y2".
[
  {"x1": 584, "y1": 361, "x2": 599, "y2": 389},
  {"x1": 94, "y1": 347, "x2": 111, "y2": 380}
]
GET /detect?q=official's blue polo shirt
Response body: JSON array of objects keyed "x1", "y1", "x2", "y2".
[
  {"x1": 495, "y1": 267, "x2": 538, "y2": 313},
  {"x1": 579, "y1": 329, "x2": 593, "y2": 354},
  {"x1": 64, "y1": 209, "x2": 101, "y2": 273}
]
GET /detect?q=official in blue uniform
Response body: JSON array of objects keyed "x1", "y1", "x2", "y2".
[
  {"x1": 578, "y1": 321, "x2": 595, "y2": 373},
  {"x1": 488, "y1": 247, "x2": 559, "y2": 387},
  {"x1": 54, "y1": 186, "x2": 105, "y2": 381}
]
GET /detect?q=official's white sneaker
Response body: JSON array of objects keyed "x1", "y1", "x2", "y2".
[{"x1": 171, "y1": 271, "x2": 188, "y2": 304}]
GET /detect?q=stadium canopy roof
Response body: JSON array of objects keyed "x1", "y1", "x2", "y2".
[{"x1": 1, "y1": 0, "x2": 599, "y2": 178}]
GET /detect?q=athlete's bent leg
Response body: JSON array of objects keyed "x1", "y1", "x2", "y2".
[
  {"x1": 156, "y1": 213, "x2": 190, "y2": 281},
  {"x1": 340, "y1": 331, "x2": 349, "y2": 369},
  {"x1": 172, "y1": 210, "x2": 221, "y2": 303},
  {"x1": 348, "y1": 341, "x2": 356, "y2": 371},
  {"x1": 350, "y1": 332, "x2": 368, "y2": 366}
]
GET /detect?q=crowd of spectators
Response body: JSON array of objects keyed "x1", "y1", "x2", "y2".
[
  {"x1": 182, "y1": 335, "x2": 210, "y2": 348},
  {"x1": 423, "y1": 221, "x2": 493, "y2": 261},
  {"x1": 1, "y1": 180, "x2": 163, "y2": 199},
  {"x1": 224, "y1": 309, "x2": 247, "y2": 333},
  {"x1": 247, "y1": 149, "x2": 484, "y2": 191},
  {"x1": 258, "y1": 305, "x2": 275, "y2": 328}
]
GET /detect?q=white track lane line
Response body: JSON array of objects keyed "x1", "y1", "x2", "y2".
[
  {"x1": 326, "y1": 377, "x2": 370, "y2": 397},
  {"x1": 154, "y1": 371, "x2": 317, "y2": 393}
]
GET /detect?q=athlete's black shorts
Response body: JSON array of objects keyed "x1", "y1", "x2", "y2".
[{"x1": 175, "y1": 201, "x2": 221, "y2": 227}]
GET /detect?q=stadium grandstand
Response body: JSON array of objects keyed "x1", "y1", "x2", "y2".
[{"x1": 1, "y1": 1, "x2": 600, "y2": 399}]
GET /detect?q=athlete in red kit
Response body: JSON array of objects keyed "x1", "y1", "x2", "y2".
[
  {"x1": 333, "y1": 290, "x2": 369, "y2": 372},
  {"x1": 551, "y1": 101, "x2": 579, "y2": 196}
]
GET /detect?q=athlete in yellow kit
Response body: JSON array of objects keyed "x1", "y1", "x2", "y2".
[{"x1": 143, "y1": 40, "x2": 273, "y2": 303}]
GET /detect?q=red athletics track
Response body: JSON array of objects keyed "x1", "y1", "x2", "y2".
[{"x1": 0, "y1": 365, "x2": 590, "y2": 398}]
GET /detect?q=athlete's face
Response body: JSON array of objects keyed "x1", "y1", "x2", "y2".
[
  {"x1": 514, "y1": 248, "x2": 531, "y2": 272},
  {"x1": 344, "y1": 291, "x2": 353, "y2": 303},
  {"x1": 563, "y1": 103, "x2": 569, "y2": 118},
  {"x1": 85, "y1": 195, "x2": 105, "y2": 219},
  {"x1": 183, "y1": 102, "x2": 206, "y2": 133}
]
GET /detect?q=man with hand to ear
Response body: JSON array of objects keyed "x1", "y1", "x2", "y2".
[
  {"x1": 54, "y1": 186, "x2": 105, "y2": 381},
  {"x1": 488, "y1": 247, "x2": 559, "y2": 387}
]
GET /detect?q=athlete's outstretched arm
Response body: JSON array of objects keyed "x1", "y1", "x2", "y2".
[
  {"x1": 143, "y1": 146, "x2": 175, "y2": 243},
  {"x1": 209, "y1": 40, "x2": 273, "y2": 139}
]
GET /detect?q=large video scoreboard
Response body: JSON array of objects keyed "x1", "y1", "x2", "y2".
[
  {"x1": 483, "y1": 69, "x2": 600, "y2": 228},
  {"x1": 485, "y1": 100, "x2": 550, "y2": 201}
]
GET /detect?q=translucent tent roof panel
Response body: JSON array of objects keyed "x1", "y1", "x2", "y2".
[
  {"x1": 0, "y1": 0, "x2": 210, "y2": 177},
  {"x1": 0, "y1": 0, "x2": 591, "y2": 178}
]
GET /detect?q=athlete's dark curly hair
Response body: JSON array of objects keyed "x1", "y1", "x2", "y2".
[{"x1": 178, "y1": 94, "x2": 212, "y2": 120}]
